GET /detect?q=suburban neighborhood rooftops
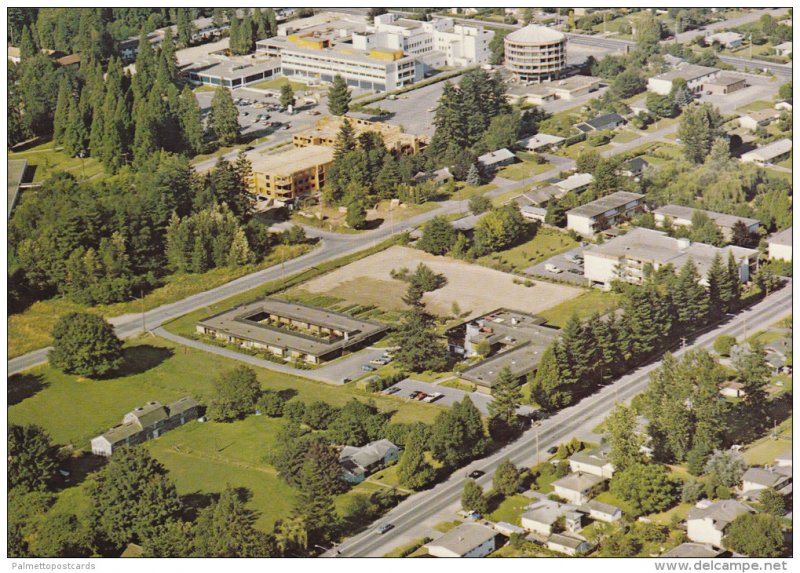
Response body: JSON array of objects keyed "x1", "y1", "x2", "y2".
[
  {"x1": 520, "y1": 133, "x2": 565, "y2": 150},
  {"x1": 425, "y1": 523, "x2": 497, "y2": 555},
  {"x1": 584, "y1": 227, "x2": 758, "y2": 278},
  {"x1": 569, "y1": 446, "x2": 612, "y2": 468},
  {"x1": 769, "y1": 227, "x2": 793, "y2": 246},
  {"x1": 553, "y1": 472, "x2": 605, "y2": 492},
  {"x1": 622, "y1": 156, "x2": 649, "y2": 173},
  {"x1": 505, "y1": 24, "x2": 565, "y2": 44},
  {"x1": 547, "y1": 533, "x2": 587, "y2": 549},
  {"x1": 522, "y1": 499, "x2": 576, "y2": 525},
  {"x1": 652, "y1": 204, "x2": 760, "y2": 230},
  {"x1": 554, "y1": 173, "x2": 593, "y2": 192},
  {"x1": 741, "y1": 138, "x2": 792, "y2": 162},
  {"x1": 687, "y1": 499, "x2": 753, "y2": 531},
  {"x1": 706, "y1": 31, "x2": 743, "y2": 44},
  {"x1": 249, "y1": 145, "x2": 335, "y2": 176},
  {"x1": 742, "y1": 467, "x2": 790, "y2": 488},
  {"x1": 567, "y1": 191, "x2": 644, "y2": 219},
  {"x1": 742, "y1": 108, "x2": 781, "y2": 123},
  {"x1": 706, "y1": 73, "x2": 745, "y2": 87},
  {"x1": 340, "y1": 439, "x2": 398, "y2": 469},
  {"x1": 478, "y1": 148, "x2": 516, "y2": 167},
  {"x1": 650, "y1": 63, "x2": 719, "y2": 82},
  {"x1": 663, "y1": 543, "x2": 723, "y2": 558},
  {"x1": 581, "y1": 112, "x2": 625, "y2": 131},
  {"x1": 582, "y1": 499, "x2": 621, "y2": 516}
]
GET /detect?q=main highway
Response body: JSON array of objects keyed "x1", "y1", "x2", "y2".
[{"x1": 330, "y1": 281, "x2": 793, "y2": 557}]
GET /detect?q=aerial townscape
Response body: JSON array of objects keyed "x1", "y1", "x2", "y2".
[{"x1": 6, "y1": 5, "x2": 795, "y2": 565}]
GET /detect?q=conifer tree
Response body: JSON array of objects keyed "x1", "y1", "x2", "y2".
[
  {"x1": 53, "y1": 78, "x2": 71, "y2": 145},
  {"x1": 178, "y1": 85, "x2": 204, "y2": 154},
  {"x1": 674, "y1": 259, "x2": 709, "y2": 328},
  {"x1": 487, "y1": 366, "x2": 522, "y2": 439},
  {"x1": 327, "y1": 74, "x2": 351, "y2": 116},
  {"x1": 397, "y1": 427, "x2": 436, "y2": 489},
  {"x1": 210, "y1": 86, "x2": 240, "y2": 145}
]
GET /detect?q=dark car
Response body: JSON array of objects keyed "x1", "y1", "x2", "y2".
[
  {"x1": 376, "y1": 523, "x2": 394, "y2": 535},
  {"x1": 361, "y1": 364, "x2": 377, "y2": 372},
  {"x1": 547, "y1": 446, "x2": 558, "y2": 455},
  {"x1": 468, "y1": 470, "x2": 485, "y2": 479},
  {"x1": 244, "y1": 145, "x2": 254, "y2": 151}
]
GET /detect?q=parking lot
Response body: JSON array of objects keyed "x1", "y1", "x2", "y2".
[
  {"x1": 195, "y1": 86, "x2": 321, "y2": 138},
  {"x1": 315, "y1": 347, "x2": 388, "y2": 384},
  {"x1": 374, "y1": 80, "x2": 447, "y2": 137},
  {"x1": 524, "y1": 246, "x2": 589, "y2": 286},
  {"x1": 383, "y1": 378, "x2": 493, "y2": 414}
]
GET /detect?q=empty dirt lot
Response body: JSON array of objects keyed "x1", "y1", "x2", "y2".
[{"x1": 297, "y1": 246, "x2": 583, "y2": 319}]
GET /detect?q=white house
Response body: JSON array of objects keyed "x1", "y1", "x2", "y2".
[
  {"x1": 520, "y1": 499, "x2": 578, "y2": 535},
  {"x1": 740, "y1": 138, "x2": 792, "y2": 166},
  {"x1": 768, "y1": 227, "x2": 792, "y2": 262},
  {"x1": 686, "y1": 500, "x2": 753, "y2": 547},
  {"x1": 647, "y1": 63, "x2": 719, "y2": 95},
  {"x1": 774, "y1": 41, "x2": 793, "y2": 57},
  {"x1": 566, "y1": 191, "x2": 645, "y2": 236},
  {"x1": 738, "y1": 109, "x2": 781, "y2": 131},
  {"x1": 520, "y1": 133, "x2": 565, "y2": 152},
  {"x1": 582, "y1": 500, "x2": 623, "y2": 523},
  {"x1": 719, "y1": 381, "x2": 746, "y2": 398},
  {"x1": 425, "y1": 523, "x2": 497, "y2": 558},
  {"x1": 652, "y1": 204, "x2": 760, "y2": 242},
  {"x1": 554, "y1": 173, "x2": 594, "y2": 195},
  {"x1": 741, "y1": 467, "x2": 792, "y2": 496},
  {"x1": 705, "y1": 31, "x2": 744, "y2": 49},
  {"x1": 569, "y1": 446, "x2": 615, "y2": 479},
  {"x1": 552, "y1": 472, "x2": 605, "y2": 505},
  {"x1": 546, "y1": 533, "x2": 592, "y2": 556},
  {"x1": 775, "y1": 450, "x2": 792, "y2": 469}
]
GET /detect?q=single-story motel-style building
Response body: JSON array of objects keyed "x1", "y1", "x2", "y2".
[{"x1": 197, "y1": 298, "x2": 388, "y2": 364}]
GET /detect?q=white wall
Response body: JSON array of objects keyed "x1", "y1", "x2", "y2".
[
  {"x1": 769, "y1": 242, "x2": 792, "y2": 262},
  {"x1": 566, "y1": 213, "x2": 596, "y2": 236},
  {"x1": 687, "y1": 518, "x2": 724, "y2": 547},
  {"x1": 583, "y1": 252, "x2": 619, "y2": 288}
]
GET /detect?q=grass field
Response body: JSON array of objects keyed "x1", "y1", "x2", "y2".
[
  {"x1": 736, "y1": 100, "x2": 775, "y2": 114},
  {"x1": 251, "y1": 76, "x2": 310, "y2": 92},
  {"x1": 743, "y1": 417, "x2": 792, "y2": 466},
  {"x1": 487, "y1": 493, "x2": 530, "y2": 525},
  {"x1": 8, "y1": 244, "x2": 313, "y2": 359},
  {"x1": 612, "y1": 129, "x2": 641, "y2": 144},
  {"x1": 497, "y1": 158, "x2": 553, "y2": 181},
  {"x1": 8, "y1": 141, "x2": 105, "y2": 183},
  {"x1": 477, "y1": 228, "x2": 579, "y2": 272},
  {"x1": 293, "y1": 200, "x2": 437, "y2": 233},
  {"x1": 448, "y1": 182, "x2": 498, "y2": 201},
  {"x1": 538, "y1": 289, "x2": 621, "y2": 328}
]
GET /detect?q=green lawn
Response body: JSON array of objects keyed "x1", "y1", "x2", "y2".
[
  {"x1": 776, "y1": 154, "x2": 792, "y2": 169},
  {"x1": 433, "y1": 520, "x2": 462, "y2": 533},
  {"x1": 441, "y1": 379, "x2": 477, "y2": 393},
  {"x1": 487, "y1": 494, "x2": 530, "y2": 525},
  {"x1": 477, "y1": 228, "x2": 578, "y2": 272},
  {"x1": 560, "y1": 140, "x2": 613, "y2": 159},
  {"x1": 743, "y1": 417, "x2": 792, "y2": 466},
  {"x1": 649, "y1": 502, "x2": 692, "y2": 526},
  {"x1": 612, "y1": 129, "x2": 642, "y2": 144},
  {"x1": 538, "y1": 290, "x2": 621, "y2": 328},
  {"x1": 497, "y1": 159, "x2": 553, "y2": 181},
  {"x1": 736, "y1": 100, "x2": 775, "y2": 114},
  {"x1": 448, "y1": 182, "x2": 497, "y2": 201},
  {"x1": 593, "y1": 491, "x2": 635, "y2": 516},
  {"x1": 8, "y1": 244, "x2": 313, "y2": 359},
  {"x1": 8, "y1": 140, "x2": 105, "y2": 183}
]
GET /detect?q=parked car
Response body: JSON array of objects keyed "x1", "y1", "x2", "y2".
[
  {"x1": 376, "y1": 523, "x2": 394, "y2": 535},
  {"x1": 414, "y1": 392, "x2": 428, "y2": 401},
  {"x1": 361, "y1": 364, "x2": 377, "y2": 372},
  {"x1": 546, "y1": 446, "x2": 558, "y2": 455},
  {"x1": 423, "y1": 392, "x2": 443, "y2": 403},
  {"x1": 545, "y1": 263, "x2": 562, "y2": 274},
  {"x1": 468, "y1": 470, "x2": 485, "y2": 479},
  {"x1": 384, "y1": 387, "x2": 400, "y2": 395},
  {"x1": 370, "y1": 357, "x2": 386, "y2": 365}
]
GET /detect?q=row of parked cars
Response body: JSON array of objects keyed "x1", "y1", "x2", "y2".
[{"x1": 361, "y1": 352, "x2": 393, "y2": 372}]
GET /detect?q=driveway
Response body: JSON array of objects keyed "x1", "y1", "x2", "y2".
[
  {"x1": 385, "y1": 378, "x2": 536, "y2": 417},
  {"x1": 524, "y1": 246, "x2": 589, "y2": 287}
]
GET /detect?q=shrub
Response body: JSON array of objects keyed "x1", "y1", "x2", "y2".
[
  {"x1": 257, "y1": 391, "x2": 286, "y2": 417},
  {"x1": 713, "y1": 335, "x2": 737, "y2": 357}
]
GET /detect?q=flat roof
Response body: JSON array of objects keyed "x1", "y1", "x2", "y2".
[
  {"x1": 187, "y1": 56, "x2": 281, "y2": 80},
  {"x1": 741, "y1": 138, "x2": 792, "y2": 161},
  {"x1": 769, "y1": 227, "x2": 792, "y2": 246},
  {"x1": 553, "y1": 472, "x2": 605, "y2": 492},
  {"x1": 549, "y1": 75, "x2": 601, "y2": 91},
  {"x1": 250, "y1": 145, "x2": 334, "y2": 177},
  {"x1": 567, "y1": 191, "x2": 644, "y2": 219},
  {"x1": 652, "y1": 204, "x2": 760, "y2": 229},
  {"x1": 281, "y1": 43, "x2": 416, "y2": 67},
  {"x1": 584, "y1": 227, "x2": 758, "y2": 278},
  {"x1": 198, "y1": 298, "x2": 388, "y2": 357},
  {"x1": 651, "y1": 63, "x2": 718, "y2": 82},
  {"x1": 506, "y1": 24, "x2": 565, "y2": 44},
  {"x1": 425, "y1": 523, "x2": 496, "y2": 555},
  {"x1": 554, "y1": 173, "x2": 593, "y2": 191},
  {"x1": 705, "y1": 73, "x2": 746, "y2": 86}
]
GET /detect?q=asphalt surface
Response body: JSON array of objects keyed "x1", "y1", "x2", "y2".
[{"x1": 330, "y1": 281, "x2": 793, "y2": 557}]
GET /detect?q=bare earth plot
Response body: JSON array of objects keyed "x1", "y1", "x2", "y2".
[{"x1": 298, "y1": 245, "x2": 583, "y2": 318}]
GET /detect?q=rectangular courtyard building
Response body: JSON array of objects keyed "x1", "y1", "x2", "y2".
[
  {"x1": 249, "y1": 145, "x2": 334, "y2": 203},
  {"x1": 197, "y1": 298, "x2": 388, "y2": 364}
]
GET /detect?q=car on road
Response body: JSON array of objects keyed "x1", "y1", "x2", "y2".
[
  {"x1": 361, "y1": 364, "x2": 377, "y2": 372},
  {"x1": 468, "y1": 470, "x2": 485, "y2": 479},
  {"x1": 244, "y1": 145, "x2": 254, "y2": 151},
  {"x1": 376, "y1": 524, "x2": 394, "y2": 535},
  {"x1": 384, "y1": 387, "x2": 400, "y2": 395},
  {"x1": 241, "y1": 111, "x2": 250, "y2": 117},
  {"x1": 546, "y1": 446, "x2": 558, "y2": 455}
]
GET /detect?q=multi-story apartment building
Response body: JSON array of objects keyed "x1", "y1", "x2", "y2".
[
  {"x1": 250, "y1": 145, "x2": 334, "y2": 202},
  {"x1": 504, "y1": 24, "x2": 567, "y2": 83}
]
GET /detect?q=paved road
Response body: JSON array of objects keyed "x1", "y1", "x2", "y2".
[
  {"x1": 331, "y1": 281, "x2": 793, "y2": 557},
  {"x1": 673, "y1": 8, "x2": 789, "y2": 44}
]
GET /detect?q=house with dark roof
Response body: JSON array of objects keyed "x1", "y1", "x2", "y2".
[
  {"x1": 741, "y1": 466, "x2": 792, "y2": 498},
  {"x1": 575, "y1": 112, "x2": 626, "y2": 133},
  {"x1": 339, "y1": 439, "x2": 400, "y2": 483},
  {"x1": 90, "y1": 397, "x2": 200, "y2": 456},
  {"x1": 621, "y1": 157, "x2": 649, "y2": 177}
]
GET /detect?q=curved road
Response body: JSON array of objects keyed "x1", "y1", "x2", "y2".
[{"x1": 330, "y1": 282, "x2": 792, "y2": 557}]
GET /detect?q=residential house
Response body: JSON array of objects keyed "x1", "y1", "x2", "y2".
[
  {"x1": 553, "y1": 173, "x2": 594, "y2": 195},
  {"x1": 425, "y1": 523, "x2": 498, "y2": 558},
  {"x1": 775, "y1": 451, "x2": 792, "y2": 470},
  {"x1": 775, "y1": 99, "x2": 793, "y2": 112},
  {"x1": 552, "y1": 472, "x2": 606, "y2": 505},
  {"x1": 566, "y1": 191, "x2": 645, "y2": 236},
  {"x1": 652, "y1": 204, "x2": 760, "y2": 242},
  {"x1": 520, "y1": 133, "x2": 565, "y2": 152},
  {"x1": 521, "y1": 499, "x2": 578, "y2": 535},
  {"x1": 740, "y1": 138, "x2": 792, "y2": 166},
  {"x1": 494, "y1": 522, "x2": 526, "y2": 537},
  {"x1": 339, "y1": 439, "x2": 400, "y2": 483},
  {"x1": 477, "y1": 148, "x2": 517, "y2": 173},
  {"x1": 663, "y1": 543, "x2": 724, "y2": 558},
  {"x1": 569, "y1": 446, "x2": 615, "y2": 479},
  {"x1": 704, "y1": 31, "x2": 744, "y2": 49},
  {"x1": 621, "y1": 157, "x2": 649, "y2": 177},
  {"x1": 704, "y1": 74, "x2": 747, "y2": 95},
  {"x1": 719, "y1": 381, "x2": 746, "y2": 398},
  {"x1": 581, "y1": 500, "x2": 623, "y2": 523},
  {"x1": 546, "y1": 533, "x2": 591, "y2": 556},
  {"x1": 686, "y1": 500, "x2": 754, "y2": 547},
  {"x1": 738, "y1": 109, "x2": 781, "y2": 131},
  {"x1": 514, "y1": 185, "x2": 563, "y2": 208},
  {"x1": 647, "y1": 63, "x2": 719, "y2": 95},
  {"x1": 575, "y1": 112, "x2": 626, "y2": 133},
  {"x1": 768, "y1": 227, "x2": 792, "y2": 262},
  {"x1": 774, "y1": 41, "x2": 793, "y2": 57},
  {"x1": 90, "y1": 397, "x2": 199, "y2": 456},
  {"x1": 741, "y1": 466, "x2": 792, "y2": 497}
]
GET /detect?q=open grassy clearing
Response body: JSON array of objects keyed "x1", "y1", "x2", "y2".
[
  {"x1": 448, "y1": 182, "x2": 498, "y2": 201},
  {"x1": 477, "y1": 228, "x2": 579, "y2": 272},
  {"x1": 736, "y1": 99, "x2": 775, "y2": 114},
  {"x1": 612, "y1": 129, "x2": 641, "y2": 144},
  {"x1": 251, "y1": 76, "x2": 311, "y2": 92},
  {"x1": 298, "y1": 245, "x2": 583, "y2": 319},
  {"x1": 8, "y1": 244, "x2": 313, "y2": 359},
  {"x1": 9, "y1": 140, "x2": 105, "y2": 183},
  {"x1": 743, "y1": 417, "x2": 792, "y2": 466},
  {"x1": 538, "y1": 289, "x2": 621, "y2": 328},
  {"x1": 486, "y1": 493, "x2": 530, "y2": 525},
  {"x1": 497, "y1": 158, "x2": 554, "y2": 181}
]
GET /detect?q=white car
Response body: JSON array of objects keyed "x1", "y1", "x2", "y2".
[{"x1": 545, "y1": 263, "x2": 562, "y2": 274}]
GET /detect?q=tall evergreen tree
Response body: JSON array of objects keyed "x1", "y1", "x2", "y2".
[
  {"x1": 327, "y1": 75, "x2": 351, "y2": 116},
  {"x1": 210, "y1": 86, "x2": 240, "y2": 145},
  {"x1": 53, "y1": 78, "x2": 72, "y2": 145},
  {"x1": 487, "y1": 366, "x2": 522, "y2": 439},
  {"x1": 192, "y1": 486, "x2": 274, "y2": 557},
  {"x1": 177, "y1": 85, "x2": 204, "y2": 154},
  {"x1": 673, "y1": 259, "x2": 709, "y2": 328},
  {"x1": 397, "y1": 427, "x2": 436, "y2": 490},
  {"x1": 604, "y1": 403, "x2": 644, "y2": 472}
]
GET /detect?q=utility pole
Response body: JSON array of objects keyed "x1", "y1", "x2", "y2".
[
  {"x1": 536, "y1": 428, "x2": 540, "y2": 465},
  {"x1": 141, "y1": 288, "x2": 146, "y2": 333}
]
